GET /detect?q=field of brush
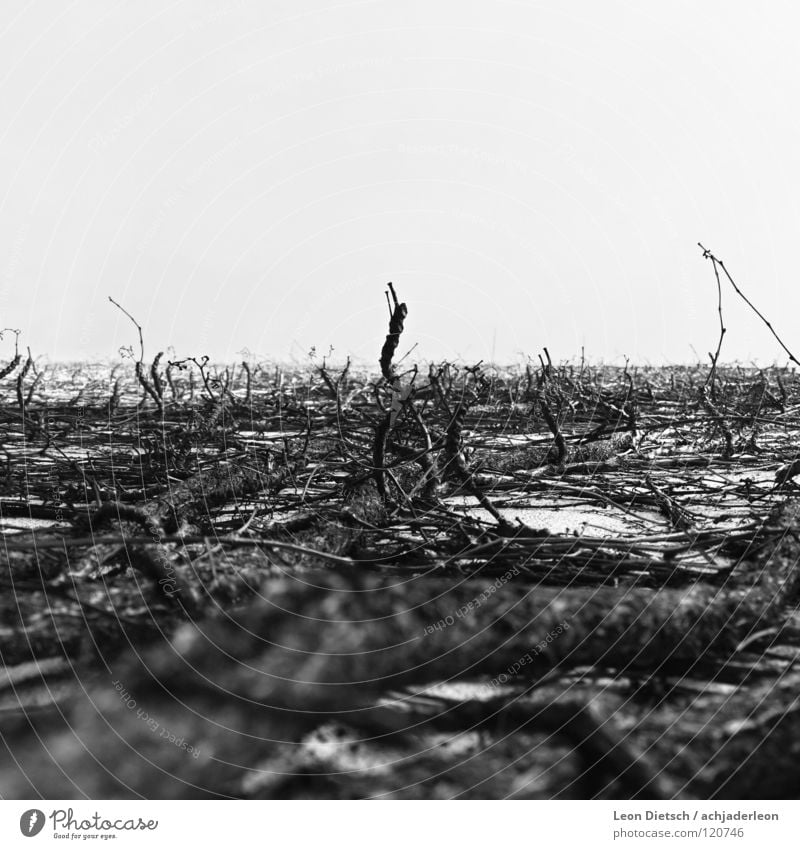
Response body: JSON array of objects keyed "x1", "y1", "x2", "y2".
[{"x1": 2, "y1": 351, "x2": 800, "y2": 798}]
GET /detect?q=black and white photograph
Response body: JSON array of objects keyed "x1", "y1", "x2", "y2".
[{"x1": 0, "y1": 0, "x2": 799, "y2": 842}]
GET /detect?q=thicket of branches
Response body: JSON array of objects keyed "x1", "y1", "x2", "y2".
[{"x1": 3, "y1": 251, "x2": 800, "y2": 798}]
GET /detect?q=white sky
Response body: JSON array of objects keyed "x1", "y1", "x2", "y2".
[{"x1": 1, "y1": 0, "x2": 799, "y2": 366}]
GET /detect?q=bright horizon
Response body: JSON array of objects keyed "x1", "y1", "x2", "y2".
[{"x1": 2, "y1": 1, "x2": 800, "y2": 367}]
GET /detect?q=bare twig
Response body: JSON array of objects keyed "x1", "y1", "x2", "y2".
[{"x1": 699, "y1": 243, "x2": 799, "y2": 367}]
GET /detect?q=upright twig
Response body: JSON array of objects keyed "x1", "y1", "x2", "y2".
[
  {"x1": 374, "y1": 283, "x2": 408, "y2": 499},
  {"x1": 701, "y1": 249, "x2": 726, "y2": 400},
  {"x1": 15, "y1": 347, "x2": 33, "y2": 410},
  {"x1": 108, "y1": 297, "x2": 162, "y2": 412},
  {"x1": 699, "y1": 243, "x2": 800, "y2": 368}
]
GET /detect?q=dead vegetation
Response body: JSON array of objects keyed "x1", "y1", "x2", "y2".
[{"x1": 3, "y1": 265, "x2": 800, "y2": 798}]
